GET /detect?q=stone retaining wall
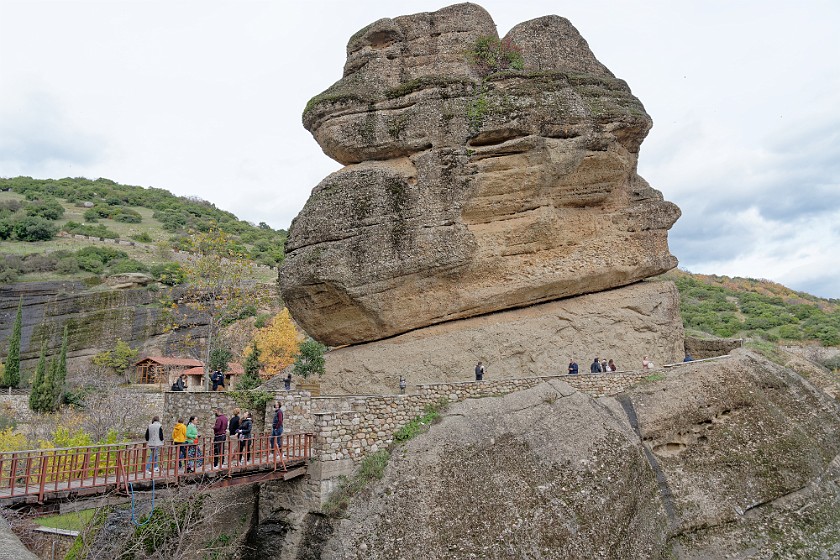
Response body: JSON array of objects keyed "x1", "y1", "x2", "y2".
[
  {"x1": 163, "y1": 390, "x2": 313, "y2": 436},
  {"x1": 314, "y1": 372, "x2": 652, "y2": 465}
]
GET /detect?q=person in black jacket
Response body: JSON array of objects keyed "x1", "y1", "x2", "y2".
[
  {"x1": 590, "y1": 358, "x2": 602, "y2": 373},
  {"x1": 228, "y1": 408, "x2": 240, "y2": 463},
  {"x1": 236, "y1": 412, "x2": 253, "y2": 465}
]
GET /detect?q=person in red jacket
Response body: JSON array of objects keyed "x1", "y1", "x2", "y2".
[{"x1": 212, "y1": 408, "x2": 228, "y2": 468}]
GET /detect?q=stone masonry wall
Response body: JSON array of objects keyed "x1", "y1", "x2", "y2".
[
  {"x1": 163, "y1": 390, "x2": 313, "y2": 438},
  {"x1": 313, "y1": 372, "x2": 651, "y2": 464}
]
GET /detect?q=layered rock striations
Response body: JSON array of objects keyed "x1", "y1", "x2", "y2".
[{"x1": 281, "y1": 3, "x2": 681, "y2": 346}]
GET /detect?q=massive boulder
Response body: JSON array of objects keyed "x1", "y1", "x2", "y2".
[
  {"x1": 280, "y1": 3, "x2": 680, "y2": 346},
  {"x1": 320, "y1": 280, "x2": 684, "y2": 395},
  {"x1": 318, "y1": 351, "x2": 840, "y2": 559}
]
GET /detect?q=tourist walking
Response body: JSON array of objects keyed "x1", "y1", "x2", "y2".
[
  {"x1": 237, "y1": 412, "x2": 253, "y2": 464},
  {"x1": 212, "y1": 408, "x2": 228, "y2": 468},
  {"x1": 590, "y1": 358, "x2": 602, "y2": 373},
  {"x1": 144, "y1": 416, "x2": 164, "y2": 473},
  {"x1": 568, "y1": 360, "x2": 578, "y2": 375},
  {"x1": 172, "y1": 418, "x2": 187, "y2": 470},
  {"x1": 284, "y1": 373, "x2": 292, "y2": 391},
  {"x1": 271, "y1": 402, "x2": 284, "y2": 461},
  {"x1": 185, "y1": 416, "x2": 203, "y2": 472},
  {"x1": 475, "y1": 361, "x2": 485, "y2": 381}
]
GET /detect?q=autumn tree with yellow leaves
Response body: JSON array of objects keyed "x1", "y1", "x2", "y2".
[{"x1": 248, "y1": 308, "x2": 302, "y2": 378}]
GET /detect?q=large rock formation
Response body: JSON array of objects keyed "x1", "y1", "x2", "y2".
[
  {"x1": 318, "y1": 351, "x2": 840, "y2": 559},
  {"x1": 280, "y1": 3, "x2": 680, "y2": 346},
  {"x1": 321, "y1": 279, "x2": 684, "y2": 395}
]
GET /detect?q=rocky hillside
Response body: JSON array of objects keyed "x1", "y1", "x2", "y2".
[{"x1": 318, "y1": 350, "x2": 840, "y2": 559}]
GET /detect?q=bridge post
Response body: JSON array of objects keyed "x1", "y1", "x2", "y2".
[{"x1": 37, "y1": 453, "x2": 49, "y2": 503}]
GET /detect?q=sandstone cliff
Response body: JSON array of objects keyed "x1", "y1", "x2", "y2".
[
  {"x1": 280, "y1": 3, "x2": 680, "y2": 346},
  {"x1": 0, "y1": 281, "x2": 209, "y2": 374},
  {"x1": 321, "y1": 280, "x2": 684, "y2": 395},
  {"x1": 319, "y1": 351, "x2": 840, "y2": 559}
]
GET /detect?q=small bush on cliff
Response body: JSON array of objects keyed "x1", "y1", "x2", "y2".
[{"x1": 468, "y1": 36, "x2": 524, "y2": 77}]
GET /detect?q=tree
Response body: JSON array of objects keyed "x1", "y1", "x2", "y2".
[
  {"x1": 29, "y1": 343, "x2": 51, "y2": 413},
  {"x1": 50, "y1": 326, "x2": 69, "y2": 406},
  {"x1": 182, "y1": 227, "x2": 252, "y2": 389},
  {"x1": 2, "y1": 298, "x2": 22, "y2": 388},
  {"x1": 91, "y1": 339, "x2": 139, "y2": 382},
  {"x1": 251, "y1": 308, "x2": 300, "y2": 377},
  {"x1": 293, "y1": 338, "x2": 327, "y2": 379},
  {"x1": 208, "y1": 347, "x2": 232, "y2": 372},
  {"x1": 237, "y1": 342, "x2": 263, "y2": 390}
]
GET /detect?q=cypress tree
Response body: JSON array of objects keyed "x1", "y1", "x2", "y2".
[
  {"x1": 3, "y1": 297, "x2": 22, "y2": 388},
  {"x1": 28, "y1": 342, "x2": 48, "y2": 413},
  {"x1": 51, "y1": 326, "x2": 69, "y2": 407}
]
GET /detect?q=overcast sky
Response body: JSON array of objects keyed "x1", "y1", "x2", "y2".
[{"x1": 1, "y1": 1, "x2": 838, "y2": 298}]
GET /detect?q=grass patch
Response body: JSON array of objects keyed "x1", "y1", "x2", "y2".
[
  {"x1": 35, "y1": 509, "x2": 96, "y2": 532},
  {"x1": 644, "y1": 373, "x2": 665, "y2": 382}
]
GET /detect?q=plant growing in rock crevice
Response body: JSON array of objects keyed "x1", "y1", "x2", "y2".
[{"x1": 467, "y1": 36, "x2": 524, "y2": 78}]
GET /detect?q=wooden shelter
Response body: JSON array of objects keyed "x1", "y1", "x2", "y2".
[{"x1": 134, "y1": 356, "x2": 203, "y2": 386}]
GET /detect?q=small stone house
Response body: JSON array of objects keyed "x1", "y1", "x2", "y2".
[
  {"x1": 134, "y1": 356, "x2": 203, "y2": 386},
  {"x1": 183, "y1": 362, "x2": 244, "y2": 390}
]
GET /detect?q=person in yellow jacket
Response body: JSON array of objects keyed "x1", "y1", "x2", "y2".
[{"x1": 173, "y1": 419, "x2": 187, "y2": 471}]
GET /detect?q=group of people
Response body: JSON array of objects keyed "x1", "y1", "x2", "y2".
[
  {"x1": 143, "y1": 402, "x2": 285, "y2": 473},
  {"x1": 566, "y1": 358, "x2": 617, "y2": 375}
]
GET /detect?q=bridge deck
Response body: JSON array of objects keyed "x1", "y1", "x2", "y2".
[{"x1": 0, "y1": 432, "x2": 313, "y2": 507}]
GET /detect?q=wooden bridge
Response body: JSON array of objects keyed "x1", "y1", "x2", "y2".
[{"x1": 0, "y1": 432, "x2": 313, "y2": 508}]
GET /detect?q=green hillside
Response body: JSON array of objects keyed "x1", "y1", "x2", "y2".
[
  {"x1": 664, "y1": 269, "x2": 840, "y2": 346},
  {"x1": 0, "y1": 177, "x2": 286, "y2": 284}
]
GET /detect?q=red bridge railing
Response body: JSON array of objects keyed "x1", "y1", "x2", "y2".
[{"x1": 0, "y1": 432, "x2": 313, "y2": 503}]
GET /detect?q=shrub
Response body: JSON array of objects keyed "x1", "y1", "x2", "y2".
[
  {"x1": 107, "y1": 258, "x2": 148, "y2": 274},
  {"x1": 77, "y1": 246, "x2": 128, "y2": 264},
  {"x1": 150, "y1": 262, "x2": 185, "y2": 285},
  {"x1": 62, "y1": 221, "x2": 119, "y2": 239},
  {"x1": 114, "y1": 208, "x2": 142, "y2": 223},
  {"x1": 24, "y1": 198, "x2": 64, "y2": 220},
  {"x1": 56, "y1": 256, "x2": 80, "y2": 274},
  {"x1": 131, "y1": 231, "x2": 153, "y2": 243},
  {"x1": 12, "y1": 215, "x2": 58, "y2": 241},
  {"x1": 468, "y1": 36, "x2": 524, "y2": 77},
  {"x1": 77, "y1": 255, "x2": 104, "y2": 274}
]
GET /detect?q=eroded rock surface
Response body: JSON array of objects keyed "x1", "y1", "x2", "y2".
[
  {"x1": 320, "y1": 280, "x2": 684, "y2": 395},
  {"x1": 280, "y1": 3, "x2": 680, "y2": 346},
  {"x1": 319, "y1": 351, "x2": 840, "y2": 559}
]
